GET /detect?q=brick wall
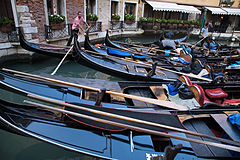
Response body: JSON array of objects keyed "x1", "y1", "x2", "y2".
[
  {"x1": 16, "y1": 0, "x2": 46, "y2": 41},
  {"x1": 66, "y1": 0, "x2": 84, "y2": 24}
]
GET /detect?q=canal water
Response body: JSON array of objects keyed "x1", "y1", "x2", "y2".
[{"x1": 0, "y1": 33, "x2": 238, "y2": 160}]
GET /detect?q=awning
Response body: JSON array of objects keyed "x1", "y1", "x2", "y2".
[
  {"x1": 205, "y1": 7, "x2": 228, "y2": 15},
  {"x1": 222, "y1": 7, "x2": 240, "y2": 15},
  {"x1": 178, "y1": 4, "x2": 201, "y2": 14},
  {"x1": 145, "y1": 1, "x2": 201, "y2": 14}
]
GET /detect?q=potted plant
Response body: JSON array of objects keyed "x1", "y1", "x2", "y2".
[
  {"x1": 155, "y1": 19, "x2": 162, "y2": 26},
  {"x1": 87, "y1": 14, "x2": 98, "y2": 24},
  {"x1": 124, "y1": 14, "x2": 135, "y2": 24},
  {"x1": 48, "y1": 14, "x2": 65, "y2": 30},
  {"x1": 146, "y1": 17, "x2": 155, "y2": 25},
  {"x1": 111, "y1": 14, "x2": 120, "y2": 22},
  {"x1": 0, "y1": 17, "x2": 14, "y2": 32},
  {"x1": 139, "y1": 17, "x2": 147, "y2": 25},
  {"x1": 177, "y1": 20, "x2": 184, "y2": 28}
]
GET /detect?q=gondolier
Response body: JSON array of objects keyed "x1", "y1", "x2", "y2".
[{"x1": 67, "y1": 11, "x2": 89, "y2": 46}]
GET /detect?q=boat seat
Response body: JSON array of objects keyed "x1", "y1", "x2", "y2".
[
  {"x1": 223, "y1": 99, "x2": 240, "y2": 105},
  {"x1": 178, "y1": 75, "x2": 192, "y2": 86},
  {"x1": 188, "y1": 84, "x2": 211, "y2": 106},
  {"x1": 205, "y1": 88, "x2": 228, "y2": 102}
]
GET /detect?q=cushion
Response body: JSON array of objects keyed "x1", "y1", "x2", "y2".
[
  {"x1": 205, "y1": 88, "x2": 228, "y2": 99},
  {"x1": 223, "y1": 99, "x2": 240, "y2": 105}
]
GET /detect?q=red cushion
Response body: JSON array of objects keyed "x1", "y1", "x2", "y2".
[
  {"x1": 205, "y1": 88, "x2": 228, "y2": 99},
  {"x1": 223, "y1": 99, "x2": 240, "y2": 105}
]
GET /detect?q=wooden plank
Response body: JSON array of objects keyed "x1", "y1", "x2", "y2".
[
  {"x1": 127, "y1": 89, "x2": 148, "y2": 107},
  {"x1": 211, "y1": 114, "x2": 240, "y2": 142},
  {"x1": 187, "y1": 119, "x2": 231, "y2": 157},
  {"x1": 150, "y1": 86, "x2": 168, "y2": 101},
  {"x1": 184, "y1": 120, "x2": 214, "y2": 157}
]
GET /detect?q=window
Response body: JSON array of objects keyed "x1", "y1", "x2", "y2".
[
  {"x1": 162, "y1": 12, "x2": 171, "y2": 19},
  {"x1": 111, "y1": 1, "x2": 118, "y2": 15},
  {"x1": 47, "y1": 0, "x2": 64, "y2": 15},
  {"x1": 125, "y1": 3, "x2": 136, "y2": 15},
  {"x1": 0, "y1": 0, "x2": 13, "y2": 19},
  {"x1": 143, "y1": 3, "x2": 153, "y2": 17},
  {"x1": 179, "y1": 13, "x2": 189, "y2": 20},
  {"x1": 86, "y1": 0, "x2": 96, "y2": 15}
]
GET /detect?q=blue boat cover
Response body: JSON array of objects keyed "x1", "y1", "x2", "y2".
[
  {"x1": 170, "y1": 57, "x2": 190, "y2": 64},
  {"x1": 108, "y1": 48, "x2": 150, "y2": 59},
  {"x1": 167, "y1": 84, "x2": 179, "y2": 96},
  {"x1": 108, "y1": 48, "x2": 132, "y2": 57},
  {"x1": 228, "y1": 114, "x2": 240, "y2": 130},
  {"x1": 133, "y1": 54, "x2": 151, "y2": 59}
]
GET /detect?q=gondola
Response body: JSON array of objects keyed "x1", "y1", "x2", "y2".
[
  {"x1": 104, "y1": 30, "x2": 187, "y2": 51},
  {"x1": 18, "y1": 28, "x2": 74, "y2": 59},
  {"x1": 1, "y1": 94, "x2": 240, "y2": 159},
  {"x1": 1, "y1": 68, "x2": 240, "y2": 111},
  {"x1": 75, "y1": 35, "x2": 214, "y2": 82}
]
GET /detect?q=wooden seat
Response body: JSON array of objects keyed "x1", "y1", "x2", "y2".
[{"x1": 150, "y1": 86, "x2": 168, "y2": 101}]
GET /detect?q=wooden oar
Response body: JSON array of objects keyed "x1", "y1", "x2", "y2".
[
  {"x1": 24, "y1": 99, "x2": 240, "y2": 153},
  {"x1": 192, "y1": 36, "x2": 207, "y2": 48},
  {"x1": 114, "y1": 41, "x2": 179, "y2": 56},
  {"x1": 83, "y1": 49, "x2": 212, "y2": 82},
  {"x1": 2, "y1": 68, "x2": 188, "y2": 110},
  {"x1": 26, "y1": 94, "x2": 240, "y2": 147},
  {"x1": 51, "y1": 45, "x2": 74, "y2": 75}
]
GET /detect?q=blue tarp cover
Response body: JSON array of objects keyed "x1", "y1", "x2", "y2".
[{"x1": 228, "y1": 114, "x2": 240, "y2": 130}]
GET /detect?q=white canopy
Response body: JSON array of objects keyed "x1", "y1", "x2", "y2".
[
  {"x1": 145, "y1": 1, "x2": 201, "y2": 14},
  {"x1": 205, "y1": 7, "x2": 228, "y2": 15},
  {"x1": 222, "y1": 7, "x2": 240, "y2": 15}
]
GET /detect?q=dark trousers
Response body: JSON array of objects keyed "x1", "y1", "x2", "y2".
[
  {"x1": 67, "y1": 29, "x2": 79, "y2": 46},
  {"x1": 201, "y1": 37, "x2": 210, "y2": 48}
]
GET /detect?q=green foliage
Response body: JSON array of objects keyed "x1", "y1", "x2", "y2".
[
  {"x1": 139, "y1": 17, "x2": 147, "y2": 22},
  {"x1": 124, "y1": 14, "x2": 135, "y2": 20},
  {"x1": 155, "y1": 19, "x2": 162, "y2": 23},
  {"x1": 146, "y1": 17, "x2": 155, "y2": 22},
  {"x1": 48, "y1": 14, "x2": 65, "y2": 23},
  {"x1": 167, "y1": 19, "x2": 177, "y2": 23},
  {"x1": 0, "y1": 17, "x2": 14, "y2": 25},
  {"x1": 87, "y1": 14, "x2": 98, "y2": 21},
  {"x1": 161, "y1": 19, "x2": 168, "y2": 23},
  {"x1": 111, "y1": 14, "x2": 120, "y2": 20}
]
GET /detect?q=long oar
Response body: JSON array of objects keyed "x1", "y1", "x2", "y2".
[
  {"x1": 83, "y1": 49, "x2": 212, "y2": 82},
  {"x1": 26, "y1": 93, "x2": 240, "y2": 147},
  {"x1": 2, "y1": 68, "x2": 188, "y2": 110},
  {"x1": 51, "y1": 45, "x2": 74, "y2": 75},
  {"x1": 114, "y1": 41, "x2": 179, "y2": 56},
  {"x1": 192, "y1": 36, "x2": 207, "y2": 48},
  {"x1": 24, "y1": 99, "x2": 240, "y2": 153}
]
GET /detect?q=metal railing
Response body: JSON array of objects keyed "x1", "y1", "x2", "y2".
[
  {"x1": 0, "y1": 26, "x2": 19, "y2": 43},
  {"x1": 85, "y1": 21, "x2": 102, "y2": 33},
  {"x1": 44, "y1": 24, "x2": 71, "y2": 40},
  {"x1": 109, "y1": 21, "x2": 138, "y2": 30},
  {"x1": 45, "y1": 22, "x2": 102, "y2": 40}
]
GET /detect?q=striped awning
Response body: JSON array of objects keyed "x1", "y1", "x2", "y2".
[
  {"x1": 222, "y1": 7, "x2": 240, "y2": 15},
  {"x1": 205, "y1": 7, "x2": 228, "y2": 15},
  {"x1": 145, "y1": 1, "x2": 201, "y2": 14}
]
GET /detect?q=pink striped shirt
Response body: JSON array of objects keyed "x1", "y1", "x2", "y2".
[{"x1": 72, "y1": 16, "x2": 84, "y2": 30}]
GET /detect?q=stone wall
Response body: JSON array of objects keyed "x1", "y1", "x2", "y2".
[
  {"x1": 98, "y1": 0, "x2": 111, "y2": 31},
  {"x1": 16, "y1": 0, "x2": 45, "y2": 42},
  {"x1": 66, "y1": 0, "x2": 84, "y2": 24}
]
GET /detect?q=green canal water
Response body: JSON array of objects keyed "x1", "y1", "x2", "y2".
[{"x1": 0, "y1": 33, "x2": 238, "y2": 160}]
